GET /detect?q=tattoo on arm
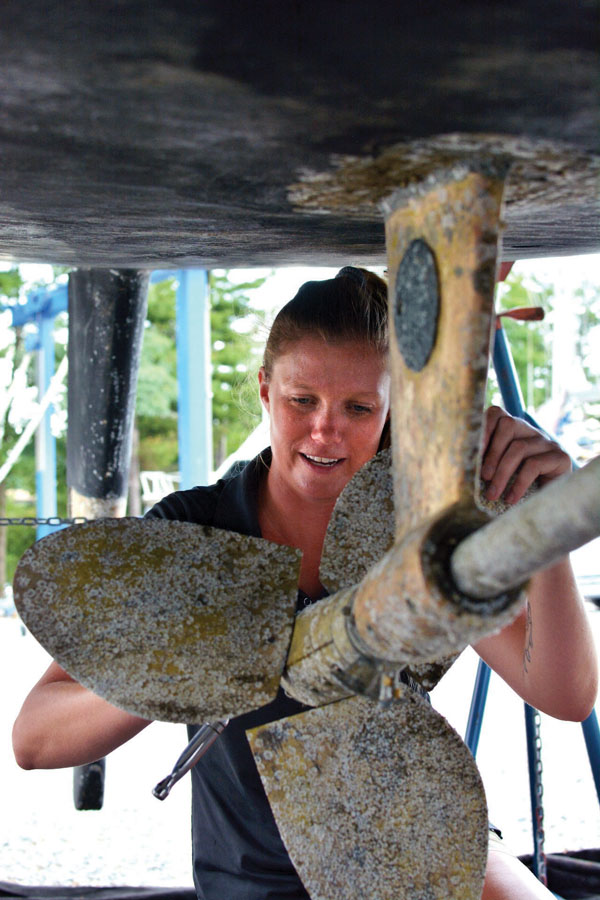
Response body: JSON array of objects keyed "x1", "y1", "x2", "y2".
[{"x1": 523, "y1": 600, "x2": 533, "y2": 673}]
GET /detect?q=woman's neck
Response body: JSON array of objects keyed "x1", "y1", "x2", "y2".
[{"x1": 258, "y1": 472, "x2": 334, "y2": 599}]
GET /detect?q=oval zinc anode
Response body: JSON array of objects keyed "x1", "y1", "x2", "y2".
[{"x1": 394, "y1": 239, "x2": 440, "y2": 371}]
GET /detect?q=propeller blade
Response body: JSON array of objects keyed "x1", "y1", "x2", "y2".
[
  {"x1": 320, "y1": 448, "x2": 456, "y2": 691},
  {"x1": 320, "y1": 448, "x2": 394, "y2": 596},
  {"x1": 248, "y1": 690, "x2": 488, "y2": 900},
  {"x1": 14, "y1": 517, "x2": 301, "y2": 722}
]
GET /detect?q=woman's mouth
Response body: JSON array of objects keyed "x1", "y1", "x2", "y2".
[{"x1": 301, "y1": 453, "x2": 343, "y2": 468}]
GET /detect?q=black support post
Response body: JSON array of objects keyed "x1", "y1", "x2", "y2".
[
  {"x1": 67, "y1": 268, "x2": 149, "y2": 517},
  {"x1": 66, "y1": 268, "x2": 148, "y2": 809}
]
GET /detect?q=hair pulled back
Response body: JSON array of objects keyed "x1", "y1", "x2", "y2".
[{"x1": 262, "y1": 267, "x2": 388, "y2": 377}]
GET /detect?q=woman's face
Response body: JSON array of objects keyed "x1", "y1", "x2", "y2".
[{"x1": 258, "y1": 336, "x2": 390, "y2": 507}]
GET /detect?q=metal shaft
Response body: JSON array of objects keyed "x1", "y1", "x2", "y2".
[{"x1": 451, "y1": 456, "x2": 600, "y2": 599}]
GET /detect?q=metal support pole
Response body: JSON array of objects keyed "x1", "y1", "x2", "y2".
[
  {"x1": 525, "y1": 703, "x2": 548, "y2": 884},
  {"x1": 66, "y1": 268, "x2": 149, "y2": 810},
  {"x1": 493, "y1": 322, "x2": 527, "y2": 418},
  {"x1": 176, "y1": 269, "x2": 212, "y2": 488},
  {"x1": 493, "y1": 316, "x2": 600, "y2": 872},
  {"x1": 35, "y1": 314, "x2": 58, "y2": 541},
  {"x1": 464, "y1": 659, "x2": 491, "y2": 757},
  {"x1": 493, "y1": 323, "x2": 542, "y2": 428},
  {"x1": 581, "y1": 709, "x2": 600, "y2": 804},
  {"x1": 462, "y1": 324, "x2": 512, "y2": 757}
]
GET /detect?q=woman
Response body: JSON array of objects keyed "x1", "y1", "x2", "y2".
[{"x1": 13, "y1": 267, "x2": 597, "y2": 899}]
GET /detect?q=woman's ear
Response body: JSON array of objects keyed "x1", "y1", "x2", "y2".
[{"x1": 258, "y1": 367, "x2": 270, "y2": 412}]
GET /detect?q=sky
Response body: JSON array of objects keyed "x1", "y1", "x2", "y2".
[
  {"x1": 222, "y1": 253, "x2": 599, "y2": 316},
  {"x1": 5, "y1": 252, "x2": 598, "y2": 314},
  {"x1": 3, "y1": 253, "x2": 599, "y2": 403},
  {"x1": 224, "y1": 254, "x2": 600, "y2": 385}
]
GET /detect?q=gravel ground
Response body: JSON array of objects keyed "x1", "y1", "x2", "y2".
[
  {"x1": 1, "y1": 562, "x2": 599, "y2": 889},
  {"x1": 1, "y1": 620, "x2": 193, "y2": 888}
]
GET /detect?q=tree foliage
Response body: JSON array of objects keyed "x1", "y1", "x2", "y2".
[
  {"x1": 0, "y1": 269, "x2": 23, "y2": 300},
  {"x1": 209, "y1": 271, "x2": 266, "y2": 467},
  {"x1": 135, "y1": 277, "x2": 179, "y2": 473},
  {"x1": 491, "y1": 272, "x2": 554, "y2": 410},
  {"x1": 0, "y1": 267, "x2": 71, "y2": 589},
  {"x1": 571, "y1": 279, "x2": 600, "y2": 455},
  {"x1": 135, "y1": 271, "x2": 266, "y2": 474},
  {"x1": 574, "y1": 281, "x2": 600, "y2": 389},
  {"x1": 0, "y1": 268, "x2": 34, "y2": 590}
]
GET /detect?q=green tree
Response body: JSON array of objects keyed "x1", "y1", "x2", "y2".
[
  {"x1": 0, "y1": 269, "x2": 71, "y2": 588},
  {"x1": 209, "y1": 271, "x2": 266, "y2": 467},
  {"x1": 491, "y1": 272, "x2": 554, "y2": 410},
  {"x1": 572, "y1": 280, "x2": 600, "y2": 454},
  {"x1": 135, "y1": 277, "x2": 180, "y2": 475},
  {"x1": 574, "y1": 281, "x2": 600, "y2": 389},
  {"x1": 0, "y1": 268, "x2": 34, "y2": 593},
  {"x1": 135, "y1": 271, "x2": 267, "y2": 477}
]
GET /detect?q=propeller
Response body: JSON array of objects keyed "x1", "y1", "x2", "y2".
[
  {"x1": 14, "y1": 160, "x2": 534, "y2": 898},
  {"x1": 282, "y1": 160, "x2": 523, "y2": 712}
]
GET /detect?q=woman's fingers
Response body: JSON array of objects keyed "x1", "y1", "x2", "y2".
[
  {"x1": 481, "y1": 405, "x2": 506, "y2": 458},
  {"x1": 481, "y1": 408, "x2": 535, "y2": 481},
  {"x1": 485, "y1": 445, "x2": 570, "y2": 503},
  {"x1": 481, "y1": 408, "x2": 571, "y2": 504}
]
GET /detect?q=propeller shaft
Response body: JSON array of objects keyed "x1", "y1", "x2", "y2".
[{"x1": 451, "y1": 455, "x2": 600, "y2": 598}]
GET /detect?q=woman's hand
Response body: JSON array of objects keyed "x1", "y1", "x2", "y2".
[{"x1": 481, "y1": 405, "x2": 571, "y2": 505}]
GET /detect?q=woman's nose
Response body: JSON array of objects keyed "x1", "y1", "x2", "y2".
[{"x1": 310, "y1": 406, "x2": 342, "y2": 442}]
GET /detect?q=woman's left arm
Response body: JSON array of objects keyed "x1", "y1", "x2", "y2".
[{"x1": 473, "y1": 407, "x2": 598, "y2": 721}]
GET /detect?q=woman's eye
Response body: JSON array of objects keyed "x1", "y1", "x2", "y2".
[{"x1": 350, "y1": 404, "x2": 372, "y2": 414}]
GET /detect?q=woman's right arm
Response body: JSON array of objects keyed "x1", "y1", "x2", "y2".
[{"x1": 12, "y1": 660, "x2": 150, "y2": 770}]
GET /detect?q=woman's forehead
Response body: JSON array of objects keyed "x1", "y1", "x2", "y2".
[
  {"x1": 272, "y1": 336, "x2": 389, "y2": 387},
  {"x1": 275, "y1": 334, "x2": 385, "y2": 361}
]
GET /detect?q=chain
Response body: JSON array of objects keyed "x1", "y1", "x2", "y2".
[
  {"x1": 0, "y1": 516, "x2": 88, "y2": 527},
  {"x1": 530, "y1": 707, "x2": 548, "y2": 886}
]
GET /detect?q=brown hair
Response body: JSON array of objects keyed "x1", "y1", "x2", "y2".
[
  {"x1": 262, "y1": 266, "x2": 389, "y2": 377},
  {"x1": 262, "y1": 266, "x2": 390, "y2": 450}
]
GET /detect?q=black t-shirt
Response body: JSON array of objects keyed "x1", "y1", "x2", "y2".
[{"x1": 147, "y1": 451, "x2": 312, "y2": 900}]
